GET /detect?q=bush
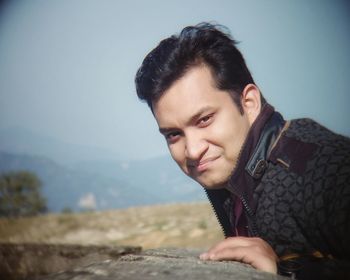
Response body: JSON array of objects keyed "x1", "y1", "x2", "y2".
[{"x1": 0, "y1": 171, "x2": 47, "y2": 217}]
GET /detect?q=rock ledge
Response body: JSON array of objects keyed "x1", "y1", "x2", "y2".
[{"x1": 0, "y1": 243, "x2": 287, "y2": 279}]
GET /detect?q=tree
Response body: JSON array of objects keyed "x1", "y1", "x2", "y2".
[{"x1": 0, "y1": 171, "x2": 47, "y2": 217}]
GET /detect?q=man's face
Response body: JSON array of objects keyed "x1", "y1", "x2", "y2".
[{"x1": 153, "y1": 66, "x2": 252, "y2": 189}]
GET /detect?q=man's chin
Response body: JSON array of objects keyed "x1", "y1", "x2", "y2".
[
  {"x1": 195, "y1": 178, "x2": 227, "y2": 190},
  {"x1": 187, "y1": 171, "x2": 228, "y2": 190},
  {"x1": 201, "y1": 183, "x2": 226, "y2": 190}
]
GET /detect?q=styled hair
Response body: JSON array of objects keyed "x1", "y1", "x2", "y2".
[{"x1": 135, "y1": 22, "x2": 265, "y2": 113}]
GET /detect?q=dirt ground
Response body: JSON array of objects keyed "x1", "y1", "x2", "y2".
[{"x1": 0, "y1": 202, "x2": 224, "y2": 250}]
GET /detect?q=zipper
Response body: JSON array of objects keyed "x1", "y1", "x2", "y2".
[
  {"x1": 205, "y1": 188, "x2": 259, "y2": 238},
  {"x1": 204, "y1": 189, "x2": 228, "y2": 238},
  {"x1": 226, "y1": 178, "x2": 259, "y2": 237},
  {"x1": 240, "y1": 194, "x2": 259, "y2": 237}
]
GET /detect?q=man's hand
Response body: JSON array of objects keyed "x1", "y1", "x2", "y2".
[{"x1": 199, "y1": 237, "x2": 278, "y2": 274}]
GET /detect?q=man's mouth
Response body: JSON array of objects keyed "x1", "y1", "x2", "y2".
[{"x1": 188, "y1": 156, "x2": 220, "y2": 173}]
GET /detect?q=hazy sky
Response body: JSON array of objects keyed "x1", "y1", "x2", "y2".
[{"x1": 0, "y1": 0, "x2": 349, "y2": 160}]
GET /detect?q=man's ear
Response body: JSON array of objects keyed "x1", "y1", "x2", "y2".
[{"x1": 241, "y1": 84, "x2": 262, "y2": 125}]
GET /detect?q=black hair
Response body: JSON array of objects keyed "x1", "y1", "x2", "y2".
[{"x1": 135, "y1": 22, "x2": 265, "y2": 113}]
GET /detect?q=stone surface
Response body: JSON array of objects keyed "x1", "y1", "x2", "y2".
[
  {"x1": 0, "y1": 243, "x2": 141, "y2": 280},
  {"x1": 0, "y1": 243, "x2": 288, "y2": 280},
  {"x1": 40, "y1": 247, "x2": 288, "y2": 280}
]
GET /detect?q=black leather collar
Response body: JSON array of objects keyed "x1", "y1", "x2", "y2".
[{"x1": 245, "y1": 111, "x2": 285, "y2": 179}]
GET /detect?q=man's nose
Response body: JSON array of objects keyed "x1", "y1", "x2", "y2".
[{"x1": 184, "y1": 133, "x2": 208, "y2": 161}]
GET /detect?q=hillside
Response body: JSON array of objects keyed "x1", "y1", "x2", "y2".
[
  {"x1": 0, "y1": 151, "x2": 156, "y2": 211},
  {"x1": 0, "y1": 150, "x2": 206, "y2": 212},
  {"x1": 0, "y1": 127, "x2": 206, "y2": 212},
  {"x1": 0, "y1": 202, "x2": 224, "y2": 249}
]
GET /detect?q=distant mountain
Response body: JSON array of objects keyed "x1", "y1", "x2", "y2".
[
  {"x1": 0, "y1": 126, "x2": 123, "y2": 166},
  {"x1": 0, "y1": 127, "x2": 206, "y2": 212},
  {"x1": 0, "y1": 151, "x2": 206, "y2": 212},
  {"x1": 73, "y1": 156, "x2": 206, "y2": 203},
  {"x1": 0, "y1": 151, "x2": 163, "y2": 212}
]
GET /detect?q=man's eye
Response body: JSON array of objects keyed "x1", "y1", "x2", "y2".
[
  {"x1": 165, "y1": 132, "x2": 180, "y2": 143},
  {"x1": 198, "y1": 114, "x2": 213, "y2": 127}
]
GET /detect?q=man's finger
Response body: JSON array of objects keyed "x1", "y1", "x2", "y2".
[
  {"x1": 204, "y1": 237, "x2": 264, "y2": 256},
  {"x1": 208, "y1": 246, "x2": 278, "y2": 273},
  {"x1": 199, "y1": 237, "x2": 251, "y2": 260}
]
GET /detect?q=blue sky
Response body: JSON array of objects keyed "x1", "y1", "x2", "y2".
[{"x1": 0, "y1": 0, "x2": 349, "y2": 160}]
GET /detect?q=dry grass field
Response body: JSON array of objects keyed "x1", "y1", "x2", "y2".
[{"x1": 0, "y1": 202, "x2": 224, "y2": 250}]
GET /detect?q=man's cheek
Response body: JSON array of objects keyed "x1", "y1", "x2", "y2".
[{"x1": 168, "y1": 150, "x2": 187, "y2": 174}]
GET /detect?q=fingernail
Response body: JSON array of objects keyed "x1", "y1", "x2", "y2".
[{"x1": 200, "y1": 253, "x2": 209, "y2": 260}]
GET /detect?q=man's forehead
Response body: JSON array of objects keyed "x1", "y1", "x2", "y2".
[{"x1": 152, "y1": 65, "x2": 216, "y2": 105}]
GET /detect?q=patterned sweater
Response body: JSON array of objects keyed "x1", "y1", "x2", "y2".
[{"x1": 206, "y1": 104, "x2": 350, "y2": 279}]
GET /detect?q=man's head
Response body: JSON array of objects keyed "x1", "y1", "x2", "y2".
[
  {"x1": 135, "y1": 23, "x2": 264, "y2": 189},
  {"x1": 135, "y1": 22, "x2": 265, "y2": 112}
]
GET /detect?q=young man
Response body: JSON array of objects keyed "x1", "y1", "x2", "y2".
[{"x1": 135, "y1": 23, "x2": 350, "y2": 279}]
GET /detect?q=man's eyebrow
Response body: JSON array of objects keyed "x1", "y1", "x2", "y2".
[
  {"x1": 158, "y1": 106, "x2": 215, "y2": 135},
  {"x1": 159, "y1": 127, "x2": 175, "y2": 135},
  {"x1": 187, "y1": 106, "x2": 215, "y2": 124}
]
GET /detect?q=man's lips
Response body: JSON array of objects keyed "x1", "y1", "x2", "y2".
[{"x1": 188, "y1": 156, "x2": 220, "y2": 173}]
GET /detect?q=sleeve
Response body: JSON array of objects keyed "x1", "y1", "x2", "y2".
[
  {"x1": 280, "y1": 136, "x2": 350, "y2": 280},
  {"x1": 278, "y1": 255, "x2": 350, "y2": 280}
]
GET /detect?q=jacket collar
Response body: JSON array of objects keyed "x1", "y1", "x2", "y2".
[{"x1": 226, "y1": 103, "x2": 285, "y2": 197}]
